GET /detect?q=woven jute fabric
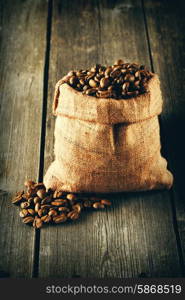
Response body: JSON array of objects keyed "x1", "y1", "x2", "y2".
[{"x1": 44, "y1": 74, "x2": 173, "y2": 193}]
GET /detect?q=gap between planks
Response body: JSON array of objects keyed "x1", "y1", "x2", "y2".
[{"x1": 32, "y1": 0, "x2": 53, "y2": 278}]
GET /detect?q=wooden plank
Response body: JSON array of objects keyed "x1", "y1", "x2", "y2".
[
  {"x1": 39, "y1": 0, "x2": 181, "y2": 277},
  {"x1": 143, "y1": 0, "x2": 185, "y2": 272},
  {"x1": 0, "y1": 0, "x2": 47, "y2": 277}
]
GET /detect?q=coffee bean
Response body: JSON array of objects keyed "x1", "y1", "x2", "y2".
[
  {"x1": 33, "y1": 217, "x2": 43, "y2": 229},
  {"x1": 41, "y1": 204, "x2": 52, "y2": 209},
  {"x1": 12, "y1": 195, "x2": 23, "y2": 205},
  {"x1": 20, "y1": 201, "x2": 30, "y2": 209},
  {"x1": 51, "y1": 201, "x2": 65, "y2": 206},
  {"x1": 37, "y1": 189, "x2": 47, "y2": 199},
  {"x1": 34, "y1": 196, "x2": 41, "y2": 204},
  {"x1": 23, "y1": 216, "x2": 34, "y2": 224},
  {"x1": 93, "y1": 202, "x2": 105, "y2": 209},
  {"x1": 67, "y1": 211, "x2": 80, "y2": 220},
  {"x1": 72, "y1": 203, "x2": 82, "y2": 213},
  {"x1": 19, "y1": 209, "x2": 28, "y2": 218},
  {"x1": 97, "y1": 90, "x2": 112, "y2": 98},
  {"x1": 89, "y1": 79, "x2": 97, "y2": 88},
  {"x1": 53, "y1": 214, "x2": 67, "y2": 223},
  {"x1": 66, "y1": 193, "x2": 77, "y2": 201},
  {"x1": 28, "y1": 209, "x2": 35, "y2": 216},
  {"x1": 122, "y1": 82, "x2": 130, "y2": 91},
  {"x1": 35, "y1": 203, "x2": 40, "y2": 213},
  {"x1": 100, "y1": 77, "x2": 110, "y2": 89},
  {"x1": 12, "y1": 181, "x2": 112, "y2": 228},
  {"x1": 41, "y1": 195, "x2": 52, "y2": 204},
  {"x1": 58, "y1": 207, "x2": 70, "y2": 212},
  {"x1": 100, "y1": 199, "x2": 111, "y2": 206},
  {"x1": 85, "y1": 88, "x2": 97, "y2": 96},
  {"x1": 60, "y1": 60, "x2": 152, "y2": 99},
  {"x1": 48, "y1": 209, "x2": 58, "y2": 217},
  {"x1": 41, "y1": 215, "x2": 52, "y2": 223},
  {"x1": 110, "y1": 68, "x2": 121, "y2": 78},
  {"x1": 105, "y1": 67, "x2": 112, "y2": 77}
]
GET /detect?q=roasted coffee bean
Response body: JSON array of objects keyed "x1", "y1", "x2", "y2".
[
  {"x1": 12, "y1": 181, "x2": 112, "y2": 228},
  {"x1": 41, "y1": 215, "x2": 52, "y2": 223},
  {"x1": 67, "y1": 211, "x2": 80, "y2": 220},
  {"x1": 69, "y1": 76, "x2": 78, "y2": 86},
  {"x1": 85, "y1": 88, "x2": 97, "y2": 96},
  {"x1": 58, "y1": 207, "x2": 70, "y2": 213},
  {"x1": 28, "y1": 209, "x2": 35, "y2": 216},
  {"x1": 122, "y1": 82, "x2": 130, "y2": 91},
  {"x1": 97, "y1": 90, "x2": 112, "y2": 98},
  {"x1": 33, "y1": 217, "x2": 43, "y2": 229},
  {"x1": 37, "y1": 188, "x2": 47, "y2": 199},
  {"x1": 89, "y1": 79, "x2": 97, "y2": 88},
  {"x1": 35, "y1": 203, "x2": 40, "y2": 213},
  {"x1": 66, "y1": 193, "x2": 77, "y2": 201},
  {"x1": 19, "y1": 209, "x2": 28, "y2": 218},
  {"x1": 72, "y1": 203, "x2": 82, "y2": 213},
  {"x1": 93, "y1": 202, "x2": 105, "y2": 209},
  {"x1": 60, "y1": 60, "x2": 152, "y2": 99},
  {"x1": 100, "y1": 77, "x2": 110, "y2": 89},
  {"x1": 53, "y1": 190, "x2": 63, "y2": 198},
  {"x1": 41, "y1": 195, "x2": 52, "y2": 204},
  {"x1": 33, "y1": 196, "x2": 41, "y2": 204},
  {"x1": 12, "y1": 195, "x2": 23, "y2": 205},
  {"x1": 100, "y1": 199, "x2": 111, "y2": 206},
  {"x1": 83, "y1": 85, "x2": 88, "y2": 91},
  {"x1": 20, "y1": 201, "x2": 30, "y2": 209},
  {"x1": 23, "y1": 216, "x2": 34, "y2": 224},
  {"x1": 38, "y1": 208, "x2": 48, "y2": 217},
  {"x1": 48, "y1": 209, "x2": 58, "y2": 217},
  {"x1": 104, "y1": 66, "x2": 112, "y2": 77},
  {"x1": 53, "y1": 214, "x2": 67, "y2": 223},
  {"x1": 41, "y1": 204, "x2": 52, "y2": 210},
  {"x1": 110, "y1": 68, "x2": 121, "y2": 78}
]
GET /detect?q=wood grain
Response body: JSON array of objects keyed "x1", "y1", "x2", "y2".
[
  {"x1": 144, "y1": 0, "x2": 185, "y2": 273},
  {"x1": 0, "y1": 0, "x2": 47, "y2": 277},
  {"x1": 39, "y1": 0, "x2": 181, "y2": 277}
]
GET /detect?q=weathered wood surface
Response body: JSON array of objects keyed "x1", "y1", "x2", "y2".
[
  {"x1": 0, "y1": 0, "x2": 47, "y2": 277},
  {"x1": 38, "y1": 0, "x2": 182, "y2": 278},
  {"x1": 144, "y1": 0, "x2": 185, "y2": 273}
]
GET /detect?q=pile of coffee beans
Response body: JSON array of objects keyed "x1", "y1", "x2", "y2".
[
  {"x1": 12, "y1": 180, "x2": 111, "y2": 228},
  {"x1": 61, "y1": 59, "x2": 153, "y2": 99}
]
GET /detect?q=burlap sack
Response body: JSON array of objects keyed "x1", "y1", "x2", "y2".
[{"x1": 44, "y1": 74, "x2": 173, "y2": 193}]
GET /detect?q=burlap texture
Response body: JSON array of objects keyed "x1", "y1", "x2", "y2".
[{"x1": 44, "y1": 74, "x2": 173, "y2": 193}]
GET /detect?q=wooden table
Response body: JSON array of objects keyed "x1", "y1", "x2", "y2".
[{"x1": 0, "y1": 0, "x2": 185, "y2": 278}]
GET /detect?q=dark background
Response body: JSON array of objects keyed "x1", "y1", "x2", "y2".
[{"x1": 0, "y1": 0, "x2": 185, "y2": 278}]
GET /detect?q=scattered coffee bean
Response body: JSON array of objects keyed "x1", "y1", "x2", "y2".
[
  {"x1": 12, "y1": 181, "x2": 112, "y2": 228},
  {"x1": 53, "y1": 214, "x2": 67, "y2": 224},
  {"x1": 33, "y1": 217, "x2": 43, "y2": 229},
  {"x1": 22, "y1": 216, "x2": 34, "y2": 224},
  {"x1": 93, "y1": 202, "x2": 105, "y2": 209}
]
